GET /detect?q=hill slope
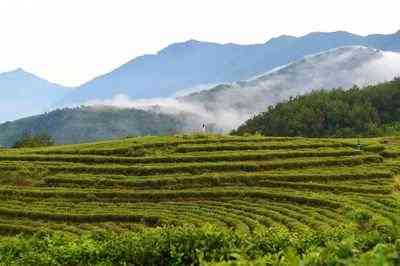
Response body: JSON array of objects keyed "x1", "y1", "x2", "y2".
[
  {"x1": 234, "y1": 78, "x2": 400, "y2": 137},
  {"x1": 0, "y1": 134, "x2": 399, "y2": 264},
  {"x1": 0, "y1": 107, "x2": 187, "y2": 147},
  {"x1": 182, "y1": 46, "x2": 400, "y2": 130},
  {"x1": 0, "y1": 69, "x2": 70, "y2": 122},
  {"x1": 60, "y1": 31, "x2": 400, "y2": 104}
]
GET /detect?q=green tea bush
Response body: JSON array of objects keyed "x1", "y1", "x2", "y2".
[
  {"x1": 1, "y1": 222, "x2": 399, "y2": 266},
  {"x1": 0, "y1": 163, "x2": 48, "y2": 186},
  {"x1": 394, "y1": 176, "x2": 400, "y2": 191}
]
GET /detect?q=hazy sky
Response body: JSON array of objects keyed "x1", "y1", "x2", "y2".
[{"x1": 0, "y1": 0, "x2": 399, "y2": 87}]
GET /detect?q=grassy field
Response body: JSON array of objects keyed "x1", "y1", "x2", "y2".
[{"x1": 0, "y1": 134, "x2": 399, "y2": 265}]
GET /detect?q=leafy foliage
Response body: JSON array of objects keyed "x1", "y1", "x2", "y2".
[
  {"x1": 234, "y1": 78, "x2": 400, "y2": 137},
  {"x1": 1, "y1": 223, "x2": 400, "y2": 265},
  {"x1": 13, "y1": 134, "x2": 54, "y2": 148}
]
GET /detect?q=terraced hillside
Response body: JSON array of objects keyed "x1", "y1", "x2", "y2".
[{"x1": 0, "y1": 134, "x2": 398, "y2": 240}]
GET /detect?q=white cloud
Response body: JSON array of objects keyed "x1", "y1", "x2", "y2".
[
  {"x1": 86, "y1": 94, "x2": 201, "y2": 115},
  {"x1": 84, "y1": 94, "x2": 246, "y2": 131}
]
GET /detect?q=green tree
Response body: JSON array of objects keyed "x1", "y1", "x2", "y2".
[{"x1": 13, "y1": 133, "x2": 55, "y2": 148}]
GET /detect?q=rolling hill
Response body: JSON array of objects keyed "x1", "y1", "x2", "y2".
[
  {"x1": 0, "y1": 68, "x2": 70, "y2": 122},
  {"x1": 59, "y1": 30, "x2": 400, "y2": 105},
  {"x1": 0, "y1": 106, "x2": 188, "y2": 147},
  {"x1": 0, "y1": 134, "x2": 399, "y2": 264}
]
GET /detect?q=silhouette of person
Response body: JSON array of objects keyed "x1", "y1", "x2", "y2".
[{"x1": 202, "y1": 124, "x2": 207, "y2": 133}]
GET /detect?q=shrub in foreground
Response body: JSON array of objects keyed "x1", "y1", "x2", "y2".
[{"x1": 0, "y1": 221, "x2": 399, "y2": 266}]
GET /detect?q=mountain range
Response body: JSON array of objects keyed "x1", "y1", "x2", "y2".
[
  {"x1": 60, "y1": 30, "x2": 400, "y2": 105},
  {"x1": 1, "y1": 30, "x2": 400, "y2": 119}
]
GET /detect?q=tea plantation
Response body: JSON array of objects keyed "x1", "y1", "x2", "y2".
[{"x1": 0, "y1": 134, "x2": 399, "y2": 265}]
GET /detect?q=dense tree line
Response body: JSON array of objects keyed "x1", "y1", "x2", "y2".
[{"x1": 234, "y1": 78, "x2": 400, "y2": 137}]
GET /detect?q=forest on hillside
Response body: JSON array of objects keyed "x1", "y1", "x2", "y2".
[
  {"x1": 0, "y1": 107, "x2": 187, "y2": 147},
  {"x1": 234, "y1": 78, "x2": 400, "y2": 137}
]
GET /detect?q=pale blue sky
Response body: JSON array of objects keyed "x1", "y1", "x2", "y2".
[{"x1": 0, "y1": 0, "x2": 399, "y2": 86}]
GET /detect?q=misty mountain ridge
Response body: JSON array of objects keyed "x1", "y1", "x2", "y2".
[
  {"x1": 180, "y1": 46, "x2": 400, "y2": 130},
  {"x1": 59, "y1": 30, "x2": 400, "y2": 105},
  {"x1": 74, "y1": 45, "x2": 400, "y2": 133}
]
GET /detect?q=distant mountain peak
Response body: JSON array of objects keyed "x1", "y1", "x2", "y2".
[
  {"x1": 308, "y1": 30, "x2": 352, "y2": 35},
  {"x1": 1, "y1": 67, "x2": 25, "y2": 75},
  {"x1": 266, "y1": 34, "x2": 296, "y2": 43},
  {"x1": 0, "y1": 66, "x2": 69, "y2": 122},
  {"x1": 185, "y1": 39, "x2": 202, "y2": 44},
  {"x1": 165, "y1": 39, "x2": 209, "y2": 48},
  {"x1": 265, "y1": 31, "x2": 360, "y2": 45},
  {"x1": 157, "y1": 39, "x2": 214, "y2": 55},
  {"x1": 304, "y1": 30, "x2": 359, "y2": 38},
  {"x1": 396, "y1": 29, "x2": 400, "y2": 35},
  {"x1": 0, "y1": 68, "x2": 34, "y2": 78}
]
